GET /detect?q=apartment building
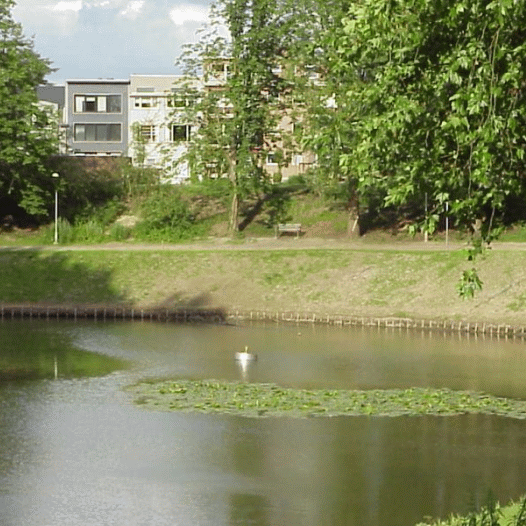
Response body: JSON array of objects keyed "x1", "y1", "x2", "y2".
[
  {"x1": 65, "y1": 79, "x2": 130, "y2": 156},
  {"x1": 201, "y1": 59, "x2": 316, "y2": 182},
  {"x1": 36, "y1": 84, "x2": 68, "y2": 154},
  {"x1": 37, "y1": 65, "x2": 315, "y2": 183},
  {"x1": 128, "y1": 74, "x2": 200, "y2": 183}
]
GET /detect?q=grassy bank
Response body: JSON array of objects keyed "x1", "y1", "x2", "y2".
[
  {"x1": 416, "y1": 498, "x2": 526, "y2": 525},
  {"x1": 2, "y1": 245, "x2": 526, "y2": 325}
]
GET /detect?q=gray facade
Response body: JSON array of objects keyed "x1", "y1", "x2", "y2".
[
  {"x1": 37, "y1": 85, "x2": 65, "y2": 109},
  {"x1": 65, "y1": 79, "x2": 129, "y2": 156}
]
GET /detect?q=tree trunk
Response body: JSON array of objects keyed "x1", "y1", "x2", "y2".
[
  {"x1": 347, "y1": 191, "x2": 360, "y2": 238},
  {"x1": 229, "y1": 190, "x2": 239, "y2": 234},
  {"x1": 227, "y1": 152, "x2": 239, "y2": 234}
]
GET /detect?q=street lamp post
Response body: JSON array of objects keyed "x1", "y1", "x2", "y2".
[{"x1": 52, "y1": 172, "x2": 59, "y2": 244}]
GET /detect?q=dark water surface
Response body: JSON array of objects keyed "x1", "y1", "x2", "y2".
[{"x1": 1, "y1": 319, "x2": 526, "y2": 526}]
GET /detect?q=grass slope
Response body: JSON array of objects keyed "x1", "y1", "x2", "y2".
[{"x1": 2, "y1": 246, "x2": 526, "y2": 324}]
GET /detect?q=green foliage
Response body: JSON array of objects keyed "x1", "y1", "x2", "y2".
[
  {"x1": 0, "y1": 0, "x2": 56, "y2": 216},
  {"x1": 67, "y1": 220, "x2": 105, "y2": 243},
  {"x1": 119, "y1": 159, "x2": 159, "y2": 200},
  {"x1": 130, "y1": 122, "x2": 148, "y2": 167},
  {"x1": 40, "y1": 206, "x2": 131, "y2": 244},
  {"x1": 48, "y1": 157, "x2": 128, "y2": 222},
  {"x1": 457, "y1": 268, "x2": 484, "y2": 299},
  {"x1": 178, "y1": 178, "x2": 233, "y2": 201},
  {"x1": 418, "y1": 497, "x2": 526, "y2": 526},
  {"x1": 108, "y1": 223, "x2": 132, "y2": 242},
  {"x1": 19, "y1": 182, "x2": 48, "y2": 218},
  {"x1": 328, "y1": 0, "x2": 526, "y2": 239},
  {"x1": 133, "y1": 379, "x2": 526, "y2": 419},
  {"x1": 264, "y1": 188, "x2": 292, "y2": 226},
  {"x1": 42, "y1": 218, "x2": 105, "y2": 244},
  {"x1": 177, "y1": 0, "x2": 301, "y2": 232},
  {"x1": 87, "y1": 197, "x2": 127, "y2": 226},
  {"x1": 135, "y1": 187, "x2": 204, "y2": 242}
]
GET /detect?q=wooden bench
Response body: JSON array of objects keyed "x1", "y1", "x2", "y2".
[{"x1": 276, "y1": 223, "x2": 302, "y2": 238}]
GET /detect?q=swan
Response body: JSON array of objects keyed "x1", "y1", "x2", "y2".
[{"x1": 235, "y1": 346, "x2": 257, "y2": 362}]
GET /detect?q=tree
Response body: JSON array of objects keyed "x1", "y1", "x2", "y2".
[
  {"x1": 0, "y1": 0, "x2": 56, "y2": 219},
  {"x1": 328, "y1": 0, "x2": 526, "y2": 241},
  {"x1": 291, "y1": 0, "x2": 363, "y2": 236},
  {"x1": 177, "y1": 0, "x2": 300, "y2": 233}
]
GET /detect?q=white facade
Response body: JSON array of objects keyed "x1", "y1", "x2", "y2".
[{"x1": 128, "y1": 74, "x2": 201, "y2": 184}]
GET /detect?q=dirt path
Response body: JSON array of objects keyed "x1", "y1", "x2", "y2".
[{"x1": 3, "y1": 236, "x2": 526, "y2": 252}]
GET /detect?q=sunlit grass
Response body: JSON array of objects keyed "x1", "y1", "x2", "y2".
[{"x1": 417, "y1": 497, "x2": 526, "y2": 525}]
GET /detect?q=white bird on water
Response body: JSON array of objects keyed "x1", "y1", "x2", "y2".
[{"x1": 235, "y1": 346, "x2": 257, "y2": 363}]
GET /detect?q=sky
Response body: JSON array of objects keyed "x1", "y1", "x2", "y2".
[{"x1": 12, "y1": 0, "x2": 216, "y2": 84}]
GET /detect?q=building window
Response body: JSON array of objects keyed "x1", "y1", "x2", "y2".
[
  {"x1": 266, "y1": 152, "x2": 278, "y2": 165},
  {"x1": 139, "y1": 125, "x2": 157, "y2": 142},
  {"x1": 74, "y1": 95, "x2": 121, "y2": 113},
  {"x1": 292, "y1": 155, "x2": 303, "y2": 166},
  {"x1": 74, "y1": 124, "x2": 121, "y2": 142},
  {"x1": 205, "y1": 62, "x2": 230, "y2": 84},
  {"x1": 172, "y1": 124, "x2": 191, "y2": 142},
  {"x1": 134, "y1": 97, "x2": 158, "y2": 108},
  {"x1": 168, "y1": 89, "x2": 196, "y2": 108}
]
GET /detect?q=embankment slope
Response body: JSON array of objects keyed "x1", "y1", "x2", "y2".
[{"x1": 2, "y1": 240, "x2": 526, "y2": 326}]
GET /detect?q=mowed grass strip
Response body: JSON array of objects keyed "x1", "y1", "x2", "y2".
[
  {"x1": 0, "y1": 247, "x2": 459, "y2": 303},
  {"x1": 4, "y1": 248, "x2": 526, "y2": 323}
]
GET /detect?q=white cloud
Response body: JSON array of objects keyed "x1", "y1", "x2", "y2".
[
  {"x1": 52, "y1": 0, "x2": 83, "y2": 11},
  {"x1": 169, "y1": 4, "x2": 210, "y2": 26},
  {"x1": 12, "y1": 0, "x2": 83, "y2": 36},
  {"x1": 12, "y1": 0, "x2": 217, "y2": 82},
  {"x1": 120, "y1": 0, "x2": 145, "y2": 19}
]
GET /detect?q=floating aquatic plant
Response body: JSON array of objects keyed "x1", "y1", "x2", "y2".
[{"x1": 129, "y1": 380, "x2": 526, "y2": 420}]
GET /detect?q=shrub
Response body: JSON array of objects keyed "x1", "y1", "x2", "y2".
[
  {"x1": 108, "y1": 223, "x2": 131, "y2": 241},
  {"x1": 134, "y1": 187, "x2": 203, "y2": 242},
  {"x1": 41, "y1": 217, "x2": 108, "y2": 244}
]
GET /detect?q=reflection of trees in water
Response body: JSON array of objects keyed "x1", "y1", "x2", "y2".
[
  {"x1": 0, "y1": 320, "x2": 127, "y2": 380},
  {"x1": 229, "y1": 493, "x2": 270, "y2": 526},
  {"x1": 225, "y1": 414, "x2": 526, "y2": 526}
]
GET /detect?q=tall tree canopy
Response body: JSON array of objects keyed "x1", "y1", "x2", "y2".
[
  {"x1": 292, "y1": 0, "x2": 362, "y2": 235},
  {"x1": 178, "y1": 0, "x2": 301, "y2": 232},
  {"x1": 328, "y1": 0, "x2": 526, "y2": 238},
  {"x1": 0, "y1": 0, "x2": 56, "y2": 218}
]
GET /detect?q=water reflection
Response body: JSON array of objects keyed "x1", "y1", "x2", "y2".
[
  {"x1": 0, "y1": 319, "x2": 526, "y2": 526},
  {"x1": 220, "y1": 414, "x2": 526, "y2": 526},
  {"x1": 0, "y1": 319, "x2": 128, "y2": 381}
]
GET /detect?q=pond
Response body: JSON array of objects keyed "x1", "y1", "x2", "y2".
[{"x1": 1, "y1": 319, "x2": 526, "y2": 526}]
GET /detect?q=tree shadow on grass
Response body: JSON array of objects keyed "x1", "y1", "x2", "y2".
[
  {"x1": 155, "y1": 292, "x2": 213, "y2": 309},
  {"x1": 0, "y1": 248, "x2": 125, "y2": 306},
  {"x1": 0, "y1": 248, "x2": 227, "y2": 322},
  {"x1": 238, "y1": 186, "x2": 301, "y2": 232}
]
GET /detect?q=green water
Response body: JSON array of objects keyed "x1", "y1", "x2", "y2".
[{"x1": 0, "y1": 320, "x2": 128, "y2": 380}]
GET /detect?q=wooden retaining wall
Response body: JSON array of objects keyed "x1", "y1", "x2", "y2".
[
  {"x1": 0, "y1": 304, "x2": 226, "y2": 324},
  {"x1": 227, "y1": 310, "x2": 526, "y2": 339},
  {"x1": 1, "y1": 304, "x2": 525, "y2": 339}
]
